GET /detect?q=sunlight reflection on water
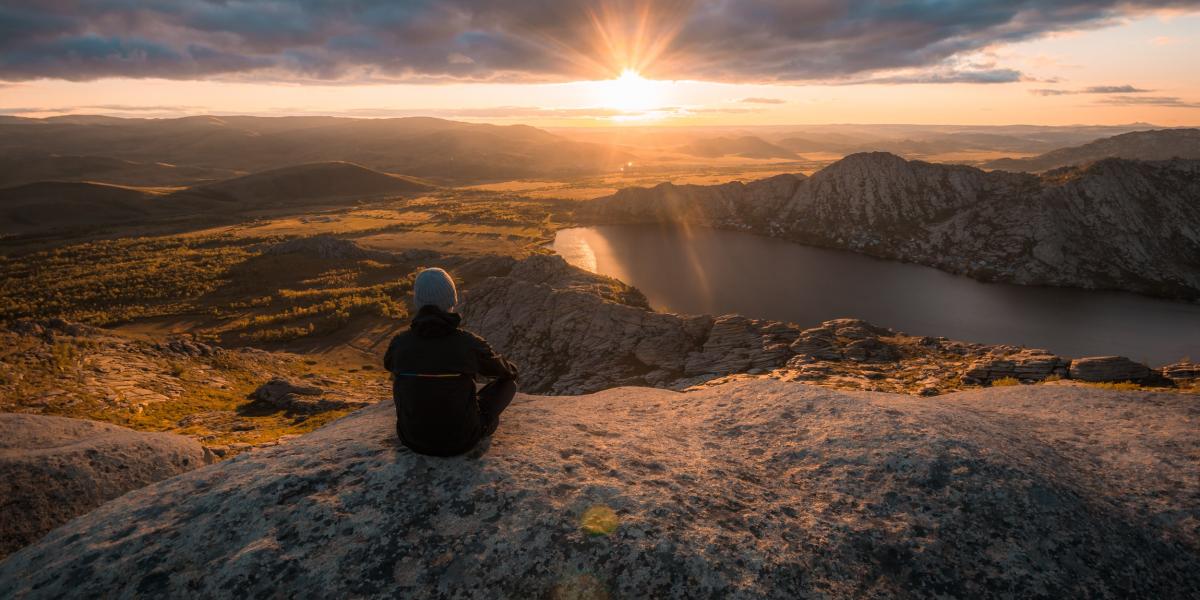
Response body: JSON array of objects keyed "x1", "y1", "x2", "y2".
[{"x1": 553, "y1": 225, "x2": 1200, "y2": 365}]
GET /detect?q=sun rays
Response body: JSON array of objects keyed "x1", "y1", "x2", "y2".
[{"x1": 590, "y1": 69, "x2": 665, "y2": 112}]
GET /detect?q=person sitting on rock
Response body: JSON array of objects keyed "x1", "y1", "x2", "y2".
[{"x1": 383, "y1": 267, "x2": 519, "y2": 456}]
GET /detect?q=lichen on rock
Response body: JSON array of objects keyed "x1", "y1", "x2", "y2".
[{"x1": 1, "y1": 380, "x2": 1196, "y2": 598}]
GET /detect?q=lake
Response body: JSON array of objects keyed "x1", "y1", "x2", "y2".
[{"x1": 553, "y1": 225, "x2": 1200, "y2": 366}]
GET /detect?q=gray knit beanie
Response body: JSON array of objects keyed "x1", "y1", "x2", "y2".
[{"x1": 413, "y1": 268, "x2": 458, "y2": 312}]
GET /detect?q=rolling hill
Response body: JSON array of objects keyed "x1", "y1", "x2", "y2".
[
  {"x1": 0, "y1": 116, "x2": 630, "y2": 185},
  {"x1": 984, "y1": 129, "x2": 1200, "y2": 172},
  {"x1": 172, "y1": 162, "x2": 434, "y2": 206},
  {"x1": 677, "y1": 135, "x2": 798, "y2": 159},
  {"x1": 0, "y1": 181, "x2": 159, "y2": 235},
  {"x1": 0, "y1": 162, "x2": 435, "y2": 237},
  {"x1": 0, "y1": 155, "x2": 237, "y2": 189}
]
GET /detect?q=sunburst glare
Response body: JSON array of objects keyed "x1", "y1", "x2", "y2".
[{"x1": 589, "y1": 69, "x2": 667, "y2": 112}]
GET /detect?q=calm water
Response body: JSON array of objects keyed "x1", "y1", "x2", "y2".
[{"x1": 553, "y1": 225, "x2": 1200, "y2": 365}]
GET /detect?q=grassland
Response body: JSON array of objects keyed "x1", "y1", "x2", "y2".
[{"x1": 0, "y1": 184, "x2": 580, "y2": 452}]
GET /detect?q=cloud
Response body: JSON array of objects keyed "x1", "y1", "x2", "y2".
[
  {"x1": 1031, "y1": 84, "x2": 1152, "y2": 95},
  {"x1": 739, "y1": 97, "x2": 786, "y2": 104},
  {"x1": 1098, "y1": 96, "x2": 1200, "y2": 108},
  {"x1": 846, "y1": 68, "x2": 1024, "y2": 85},
  {"x1": 298, "y1": 104, "x2": 763, "y2": 120},
  {"x1": 0, "y1": 1, "x2": 1195, "y2": 83},
  {"x1": 1084, "y1": 85, "x2": 1152, "y2": 93},
  {"x1": 0, "y1": 104, "x2": 204, "y2": 115},
  {"x1": 344, "y1": 106, "x2": 630, "y2": 119}
]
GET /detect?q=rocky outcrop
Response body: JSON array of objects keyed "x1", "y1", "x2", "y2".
[
  {"x1": 0, "y1": 319, "x2": 376, "y2": 453},
  {"x1": 459, "y1": 255, "x2": 800, "y2": 394},
  {"x1": 250, "y1": 377, "x2": 372, "y2": 414},
  {"x1": 461, "y1": 257, "x2": 1114, "y2": 396},
  {"x1": 2, "y1": 381, "x2": 1196, "y2": 598},
  {"x1": 585, "y1": 153, "x2": 1200, "y2": 300},
  {"x1": 266, "y1": 235, "x2": 405, "y2": 261},
  {"x1": 1161, "y1": 361, "x2": 1200, "y2": 383},
  {"x1": 962, "y1": 349, "x2": 1070, "y2": 385},
  {"x1": 1069, "y1": 356, "x2": 1152, "y2": 383},
  {"x1": 0, "y1": 413, "x2": 208, "y2": 559}
]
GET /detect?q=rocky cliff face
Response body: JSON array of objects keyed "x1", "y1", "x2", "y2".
[
  {"x1": 2, "y1": 380, "x2": 1196, "y2": 598},
  {"x1": 586, "y1": 153, "x2": 1200, "y2": 300},
  {"x1": 459, "y1": 255, "x2": 797, "y2": 394},
  {"x1": 459, "y1": 256, "x2": 1187, "y2": 396},
  {"x1": 0, "y1": 413, "x2": 207, "y2": 559}
]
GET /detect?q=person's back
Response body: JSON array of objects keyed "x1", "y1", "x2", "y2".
[{"x1": 383, "y1": 268, "x2": 518, "y2": 456}]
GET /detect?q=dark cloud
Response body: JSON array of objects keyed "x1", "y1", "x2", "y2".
[
  {"x1": 1098, "y1": 96, "x2": 1200, "y2": 108},
  {"x1": 0, "y1": 1, "x2": 1195, "y2": 83},
  {"x1": 0, "y1": 104, "x2": 203, "y2": 115},
  {"x1": 846, "y1": 68, "x2": 1024, "y2": 85},
  {"x1": 740, "y1": 97, "x2": 786, "y2": 104},
  {"x1": 297, "y1": 105, "x2": 760, "y2": 119},
  {"x1": 1085, "y1": 85, "x2": 1153, "y2": 94},
  {"x1": 1032, "y1": 84, "x2": 1152, "y2": 95}
]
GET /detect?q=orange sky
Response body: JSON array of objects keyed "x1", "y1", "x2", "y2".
[{"x1": 2, "y1": 9, "x2": 1197, "y2": 126}]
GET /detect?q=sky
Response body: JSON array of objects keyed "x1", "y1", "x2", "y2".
[{"x1": 1, "y1": 1, "x2": 1198, "y2": 126}]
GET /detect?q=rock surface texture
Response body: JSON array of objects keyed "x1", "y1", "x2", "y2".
[
  {"x1": 586, "y1": 153, "x2": 1200, "y2": 300},
  {"x1": 0, "y1": 413, "x2": 207, "y2": 559},
  {"x1": 1068, "y1": 356, "x2": 1152, "y2": 382},
  {"x1": 0, "y1": 381, "x2": 1196, "y2": 598},
  {"x1": 250, "y1": 377, "x2": 372, "y2": 414}
]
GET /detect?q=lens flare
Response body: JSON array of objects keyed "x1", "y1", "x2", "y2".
[{"x1": 580, "y1": 504, "x2": 620, "y2": 536}]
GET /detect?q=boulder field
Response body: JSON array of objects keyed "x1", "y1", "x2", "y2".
[
  {"x1": 0, "y1": 414, "x2": 208, "y2": 559},
  {"x1": 1, "y1": 380, "x2": 1196, "y2": 598}
]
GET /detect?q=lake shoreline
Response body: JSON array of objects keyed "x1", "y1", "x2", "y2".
[{"x1": 552, "y1": 224, "x2": 1200, "y2": 365}]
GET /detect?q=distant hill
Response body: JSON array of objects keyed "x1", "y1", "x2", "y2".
[
  {"x1": 678, "y1": 136, "x2": 798, "y2": 159},
  {"x1": 173, "y1": 162, "x2": 434, "y2": 206},
  {"x1": 589, "y1": 152, "x2": 1200, "y2": 300},
  {"x1": 0, "y1": 181, "x2": 158, "y2": 235},
  {"x1": 0, "y1": 115, "x2": 630, "y2": 185},
  {"x1": 984, "y1": 129, "x2": 1200, "y2": 172},
  {"x1": 0, "y1": 163, "x2": 434, "y2": 237},
  {"x1": 0, "y1": 155, "x2": 236, "y2": 189},
  {"x1": 772, "y1": 124, "x2": 1161, "y2": 159}
]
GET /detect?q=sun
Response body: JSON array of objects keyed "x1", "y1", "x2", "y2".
[{"x1": 594, "y1": 69, "x2": 663, "y2": 112}]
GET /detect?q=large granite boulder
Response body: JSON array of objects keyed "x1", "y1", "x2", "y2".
[
  {"x1": 1069, "y1": 356, "x2": 1152, "y2": 382},
  {"x1": 459, "y1": 257, "x2": 798, "y2": 394},
  {"x1": 1160, "y1": 361, "x2": 1200, "y2": 383},
  {"x1": 250, "y1": 377, "x2": 371, "y2": 414},
  {"x1": 2, "y1": 382, "x2": 1196, "y2": 598},
  {"x1": 962, "y1": 349, "x2": 1070, "y2": 384},
  {"x1": 0, "y1": 413, "x2": 208, "y2": 559}
]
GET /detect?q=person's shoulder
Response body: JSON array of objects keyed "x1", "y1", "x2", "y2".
[
  {"x1": 456, "y1": 327, "x2": 493, "y2": 349},
  {"x1": 387, "y1": 329, "x2": 417, "y2": 345}
]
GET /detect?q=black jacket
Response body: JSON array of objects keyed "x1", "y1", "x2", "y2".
[{"x1": 383, "y1": 306, "x2": 518, "y2": 456}]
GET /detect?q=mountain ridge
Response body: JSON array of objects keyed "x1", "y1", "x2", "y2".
[
  {"x1": 586, "y1": 152, "x2": 1200, "y2": 300},
  {"x1": 984, "y1": 128, "x2": 1200, "y2": 172},
  {"x1": 172, "y1": 161, "x2": 434, "y2": 205},
  {"x1": 0, "y1": 115, "x2": 630, "y2": 184}
]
